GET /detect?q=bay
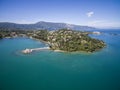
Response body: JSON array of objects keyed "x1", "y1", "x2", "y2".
[{"x1": 0, "y1": 30, "x2": 120, "y2": 90}]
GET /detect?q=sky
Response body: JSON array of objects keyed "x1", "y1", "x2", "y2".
[{"x1": 0, "y1": 0, "x2": 120, "y2": 28}]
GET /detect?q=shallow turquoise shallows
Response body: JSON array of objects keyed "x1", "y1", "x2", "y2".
[{"x1": 0, "y1": 30, "x2": 120, "y2": 90}]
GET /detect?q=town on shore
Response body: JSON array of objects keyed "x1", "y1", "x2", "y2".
[{"x1": 0, "y1": 29, "x2": 106, "y2": 53}]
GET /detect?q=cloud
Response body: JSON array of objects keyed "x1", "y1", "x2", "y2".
[{"x1": 86, "y1": 11, "x2": 94, "y2": 17}]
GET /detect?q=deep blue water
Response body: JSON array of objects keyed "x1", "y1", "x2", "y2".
[{"x1": 0, "y1": 30, "x2": 120, "y2": 90}]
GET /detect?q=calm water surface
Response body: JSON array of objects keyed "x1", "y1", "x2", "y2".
[{"x1": 0, "y1": 30, "x2": 120, "y2": 90}]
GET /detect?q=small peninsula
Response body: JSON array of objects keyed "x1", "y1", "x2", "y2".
[
  {"x1": 0, "y1": 28, "x2": 106, "y2": 53},
  {"x1": 31, "y1": 29, "x2": 105, "y2": 52}
]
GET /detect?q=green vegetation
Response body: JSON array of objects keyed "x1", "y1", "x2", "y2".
[
  {"x1": 0, "y1": 29, "x2": 105, "y2": 52},
  {"x1": 32, "y1": 30, "x2": 48, "y2": 41},
  {"x1": 47, "y1": 29, "x2": 105, "y2": 52},
  {"x1": 0, "y1": 33, "x2": 3, "y2": 39},
  {"x1": 0, "y1": 30, "x2": 33, "y2": 38}
]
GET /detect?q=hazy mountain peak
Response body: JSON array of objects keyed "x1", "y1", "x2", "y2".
[{"x1": 0, "y1": 21, "x2": 96, "y2": 31}]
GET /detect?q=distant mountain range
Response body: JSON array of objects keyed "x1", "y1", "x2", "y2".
[{"x1": 0, "y1": 21, "x2": 96, "y2": 31}]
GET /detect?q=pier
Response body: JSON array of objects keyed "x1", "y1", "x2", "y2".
[{"x1": 22, "y1": 47, "x2": 50, "y2": 54}]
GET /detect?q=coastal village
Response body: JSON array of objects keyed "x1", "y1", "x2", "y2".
[{"x1": 0, "y1": 29, "x2": 106, "y2": 53}]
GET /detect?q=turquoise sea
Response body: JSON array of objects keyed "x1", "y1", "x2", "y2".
[{"x1": 0, "y1": 30, "x2": 120, "y2": 90}]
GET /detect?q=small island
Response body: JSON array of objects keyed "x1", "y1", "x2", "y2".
[{"x1": 0, "y1": 29, "x2": 106, "y2": 53}]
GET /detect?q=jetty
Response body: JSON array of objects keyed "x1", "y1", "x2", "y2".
[{"x1": 22, "y1": 47, "x2": 50, "y2": 54}]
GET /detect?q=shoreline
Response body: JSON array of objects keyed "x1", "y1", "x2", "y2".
[
  {"x1": 30, "y1": 37, "x2": 50, "y2": 46},
  {"x1": 1, "y1": 36, "x2": 105, "y2": 54}
]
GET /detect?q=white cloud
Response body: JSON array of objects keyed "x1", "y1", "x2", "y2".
[{"x1": 86, "y1": 11, "x2": 94, "y2": 17}]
